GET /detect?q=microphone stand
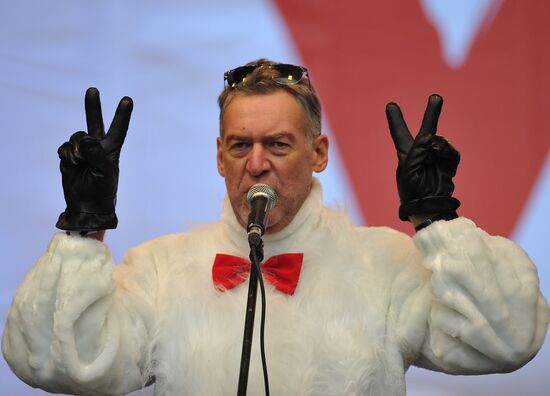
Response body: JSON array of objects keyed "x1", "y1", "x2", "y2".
[{"x1": 237, "y1": 232, "x2": 264, "y2": 396}]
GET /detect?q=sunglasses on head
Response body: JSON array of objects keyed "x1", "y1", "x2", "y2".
[{"x1": 224, "y1": 63, "x2": 310, "y2": 88}]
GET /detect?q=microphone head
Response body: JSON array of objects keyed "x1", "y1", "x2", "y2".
[{"x1": 246, "y1": 183, "x2": 277, "y2": 212}]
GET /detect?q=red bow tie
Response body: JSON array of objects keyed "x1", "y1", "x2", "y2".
[{"x1": 212, "y1": 253, "x2": 304, "y2": 295}]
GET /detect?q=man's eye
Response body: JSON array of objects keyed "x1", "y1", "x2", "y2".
[
  {"x1": 270, "y1": 141, "x2": 289, "y2": 149},
  {"x1": 230, "y1": 142, "x2": 249, "y2": 151}
]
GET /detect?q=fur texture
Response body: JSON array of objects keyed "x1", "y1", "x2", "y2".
[{"x1": 3, "y1": 180, "x2": 549, "y2": 395}]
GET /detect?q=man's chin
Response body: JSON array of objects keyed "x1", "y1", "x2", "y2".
[
  {"x1": 234, "y1": 201, "x2": 284, "y2": 234},
  {"x1": 264, "y1": 212, "x2": 286, "y2": 235}
]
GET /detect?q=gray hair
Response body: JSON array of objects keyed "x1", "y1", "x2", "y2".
[{"x1": 218, "y1": 58, "x2": 322, "y2": 140}]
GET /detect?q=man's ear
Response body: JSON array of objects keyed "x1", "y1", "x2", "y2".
[
  {"x1": 312, "y1": 134, "x2": 329, "y2": 173},
  {"x1": 216, "y1": 136, "x2": 225, "y2": 177}
]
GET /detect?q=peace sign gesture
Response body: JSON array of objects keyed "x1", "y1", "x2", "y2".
[
  {"x1": 385, "y1": 94, "x2": 460, "y2": 223},
  {"x1": 56, "y1": 87, "x2": 134, "y2": 231}
]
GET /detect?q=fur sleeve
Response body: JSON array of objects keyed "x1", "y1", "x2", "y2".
[
  {"x1": 411, "y1": 217, "x2": 550, "y2": 374},
  {"x1": 2, "y1": 233, "x2": 157, "y2": 396}
]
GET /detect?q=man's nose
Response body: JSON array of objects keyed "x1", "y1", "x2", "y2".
[{"x1": 246, "y1": 144, "x2": 270, "y2": 177}]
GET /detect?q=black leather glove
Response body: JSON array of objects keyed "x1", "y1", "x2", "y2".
[
  {"x1": 385, "y1": 94, "x2": 460, "y2": 221},
  {"x1": 56, "y1": 87, "x2": 133, "y2": 231}
]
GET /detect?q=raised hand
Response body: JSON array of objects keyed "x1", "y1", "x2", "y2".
[
  {"x1": 56, "y1": 87, "x2": 133, "y2": 231},
  {"x1": 385, "y1": 94, "x2": 460, "y2": 222}
]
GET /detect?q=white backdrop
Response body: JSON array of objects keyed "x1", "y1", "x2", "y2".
[{"x1": 0, "y1": 1, "x2": 548, "y2": 395}]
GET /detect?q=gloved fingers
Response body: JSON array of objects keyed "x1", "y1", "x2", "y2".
[
  {"x1": 403, "y1": 129, "x2": 434, "y2": 171},
  {"x1": 432, "y1": 135, "x2": 460, "y2": 166},
  {"x1": 385, "y1": 102, "x2": 413, "y2": 162},
  {"x1": 58, "y1": 131, "x2": 88, "y2": 165},
  {"x1": 103, "y1": 96, "x2": 134, "y2": 155},
  {"x1": 404, "y1": 135, "x2": 460, "y2": 177},
  {"x1": 85, "y1": 87, "x2": 106, "y2": 139},
  {"x1": 58, "y1": 131, "x2": 112, "y2": 175},
  {"x1": 419, "y1": 94, "x2": 443, "y2": 136},
  {"x1": 57, "y1": 141, "x2": 71, "y2": 164},
  {"x1": 79, "y1": 136, "x2": 111, "y2": 174},
  {"x1": 405, "y1": 101, "x2": 451, "y2": 171}
]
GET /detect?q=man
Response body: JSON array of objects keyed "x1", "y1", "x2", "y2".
[{"x1": 3, "y1": 59, "x2": 549, "y2": 395}]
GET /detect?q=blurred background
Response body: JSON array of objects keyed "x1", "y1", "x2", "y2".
[{"x1": 1, "y1": 0, "x2": 548, "y2": 394}]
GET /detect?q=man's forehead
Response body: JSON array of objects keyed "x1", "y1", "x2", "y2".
[
  {"x1": 223, "y1": 130, "x2": 296, "y2": 142},
  {"x1": 221, "y1": 92, "x2": 308, "y2": 138}
]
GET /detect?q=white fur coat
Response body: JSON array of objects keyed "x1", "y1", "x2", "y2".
[{"x1": 3, "y1": 181, "x2": 549, "y2": 395}]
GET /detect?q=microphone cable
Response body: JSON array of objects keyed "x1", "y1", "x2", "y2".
[{"x1": 250, "y1": 246, "x2": 270, "y2": 396}]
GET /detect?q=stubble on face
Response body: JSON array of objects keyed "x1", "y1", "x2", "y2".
[{"x1": 217, "y1": 90, "x2": 326, "y2": 234}]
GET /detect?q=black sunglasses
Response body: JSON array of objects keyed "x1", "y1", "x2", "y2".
[{"x1": 224, "y1": 63, "x2": 310, "y2": 88}]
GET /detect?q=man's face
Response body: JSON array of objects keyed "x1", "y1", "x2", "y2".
[{"x1": 217, "y1": 90, "x2": 328, "y2": 234}]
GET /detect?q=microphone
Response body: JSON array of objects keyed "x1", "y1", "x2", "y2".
[{"x1": 246, "y1": 183, "x2": 277, "y2": 238}]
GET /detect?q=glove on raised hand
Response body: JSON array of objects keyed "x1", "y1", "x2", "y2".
[
  {"x1": 385, "y1": 94, "x2": 460, "y2": 221},
  {"x1": 56, "y1": 87, "x2": 133, "y2": 231}
]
